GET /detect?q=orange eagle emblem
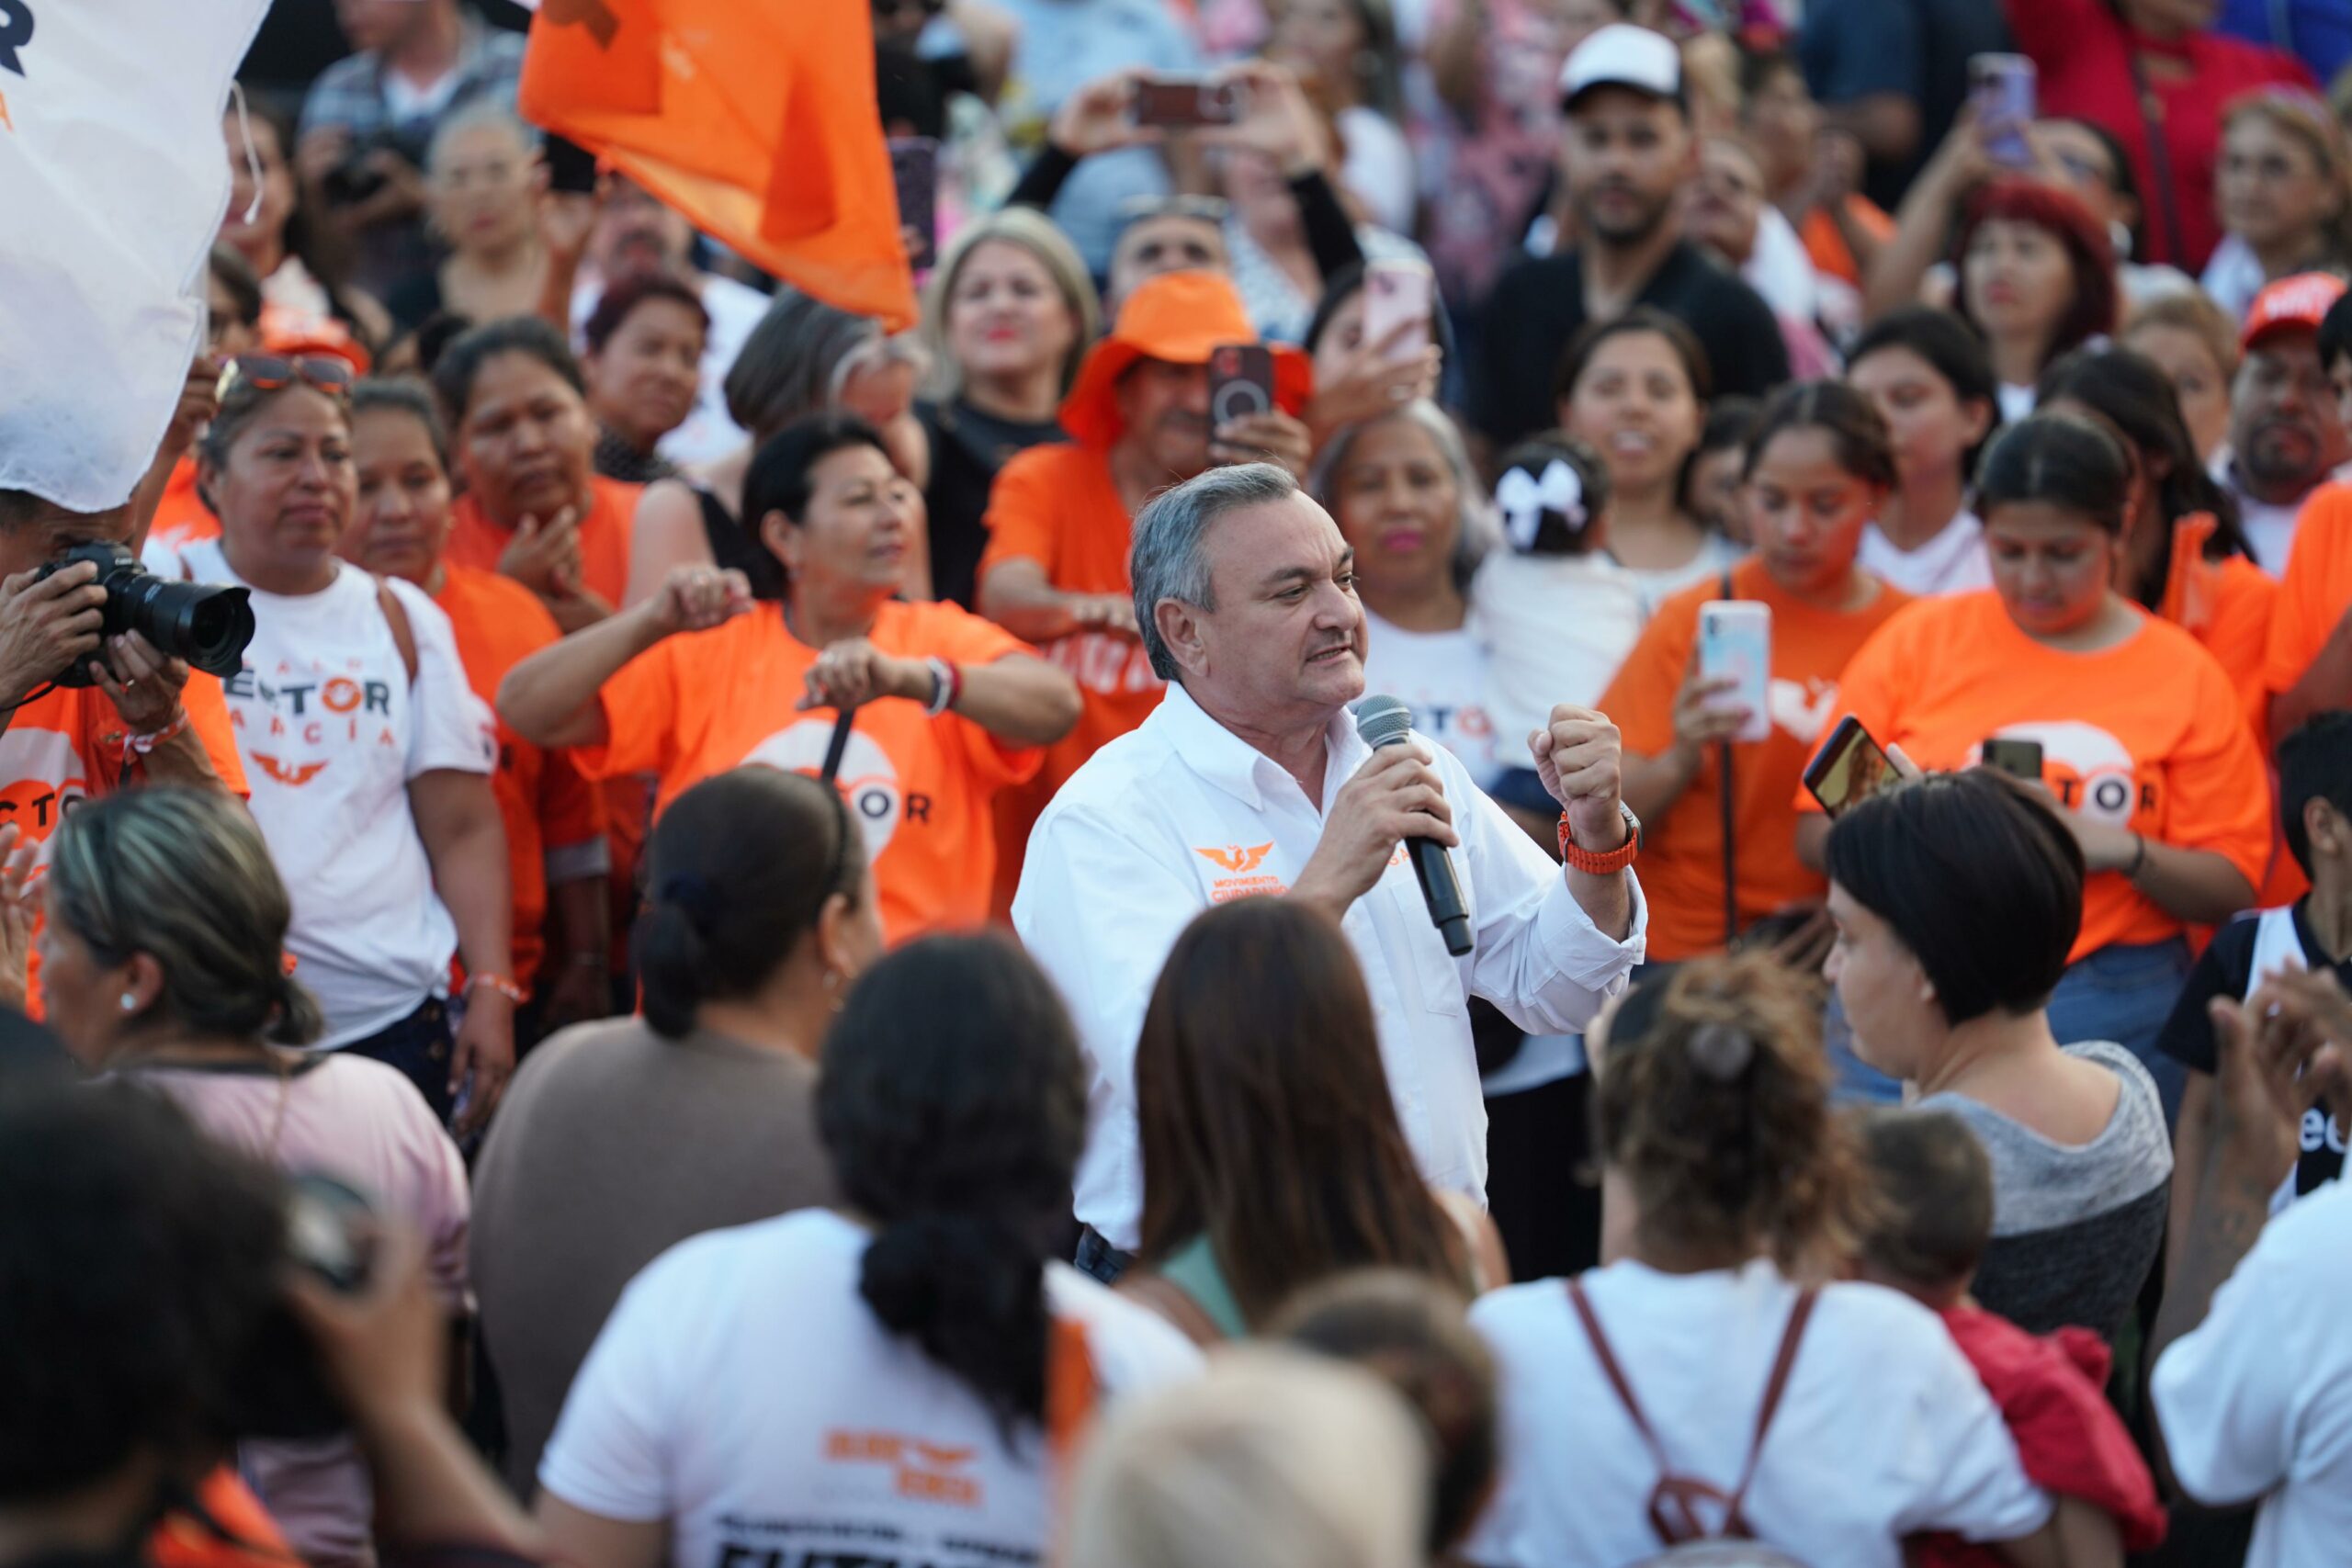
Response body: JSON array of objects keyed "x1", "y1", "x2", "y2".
[
  {"x1": 1194, "y1": 841, "x2": 1274, "y2": 874},
  {"x1": 251, "y1": 754, "x2": 329, "y2": 787}
]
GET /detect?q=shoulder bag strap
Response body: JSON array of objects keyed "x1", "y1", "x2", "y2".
[
  {"x1": 1723, "y1": 1286, "x2": 1818, "y2": 1537},
  {"x1": 1116, "y1": 1270, "x2": 1228, "y2": 1349},
  {"x1": 1565, "y1": 1278, "x2": 1674, "y2": 1477},
  {"x1": 2121, "y1": 22, "x2": 2189, "y2": 269},
  {"x1": 1716, "y1": 570, "x2": 1738, "y2": 951},
  {"x1": 374, "y1": 577, "x2": 420, "y2": 687}
]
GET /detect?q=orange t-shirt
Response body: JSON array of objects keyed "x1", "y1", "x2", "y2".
[
  {"x1": 1807, "y1": 592, "x2": 2272, "y2": 960},
  {"x1": 2266, "y1": 480, "x2": 2352, "y2": 703},
  {"x1": 0, "y1": 677, "x2": 249, "y2": 1009},
  {"x1": 151, "y1": 1468, "x2": 294, "y2": 1568},
  {"x1": 2156, "y1": 513, "x2": 2278, "y2": 743},
  {"x1": 1800, "y1": 196, "x2": 1895, "y2": 288},
  {"x1": 447, "y1": 473, "x2": 642, "y2": 608},
  {"x1": 434, "y1": 564, "x2": 606, "y2": 988},
  {"x1": 142, "y1": 456, "x2": 220, "y2": 558},
  {"x1": 976, "y1": 443, "x2": 1167, "y2": 908},
  {"x1": 576, "y1": 600, "x2": 1043, "y2": 942},
  {"x1": 1602, "y1": 559, "x2": 1914, "y2": 962}
]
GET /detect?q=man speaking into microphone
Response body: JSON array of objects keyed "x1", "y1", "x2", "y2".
[{"x1": 1013, "y1": 462, "x2": 1645, "y2": 1282}]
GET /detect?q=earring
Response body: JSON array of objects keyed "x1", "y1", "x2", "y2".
[
  {"x1": 120, "y1": 994, "x2": 138, "y2": 1013},
  {"x1": 821, "y1": 968, "x2": 846, "y2": 1012}
]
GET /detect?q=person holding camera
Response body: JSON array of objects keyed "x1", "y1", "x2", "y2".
[
  {"x1": 0, "y1": 1076, "x2": 537, "y2": 1568},
  {"x1": 0, "y1": 488, "x2": 248, "y2": 1010},
  {"x1": 17, "y1": 786, "x2": 471, "y2": 1568},
  {"x1": 173, "y1": 356, "x2": 516, "y2": 1134}
]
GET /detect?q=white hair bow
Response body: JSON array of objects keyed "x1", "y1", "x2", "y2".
[{"x1": 1495, "y1": 460, "x2": 1586, "y2": 550}]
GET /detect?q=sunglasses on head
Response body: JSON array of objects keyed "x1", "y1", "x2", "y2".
[{"x1": 220, "y1": 355, "x2": 355, "y2": 400}]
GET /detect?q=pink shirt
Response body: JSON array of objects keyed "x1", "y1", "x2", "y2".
[{"x1": 134, "y1": 1055, "x2": 469, "y2": 1568}]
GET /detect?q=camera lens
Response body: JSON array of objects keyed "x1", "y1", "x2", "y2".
[{"x1": 123, "y1": 577, "x2": 256, "y2": 679}]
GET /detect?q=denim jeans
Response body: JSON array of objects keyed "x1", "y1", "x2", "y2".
[
  {"x1": 1072, "y1": 1224, "x2": 1136, "y2": 1285},
  {"x1": 2047, "y1": 937, "x2": 2192, "y2": 1127},
  {"x1": 343, "y1": 996, "x2": 456, "y2": 1124}
]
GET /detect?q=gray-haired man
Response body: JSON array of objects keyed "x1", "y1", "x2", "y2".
[{"x1": 1012, "y1": 462, "x2": 1648, "y2": 1280}]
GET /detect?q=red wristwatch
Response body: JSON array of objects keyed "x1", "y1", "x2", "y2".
[{"x1": 1558, "y1": 802, "x2": 1642, "y2": 875}]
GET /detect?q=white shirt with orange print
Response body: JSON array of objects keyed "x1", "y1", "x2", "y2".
[
  {"x1": 1013, "y1": 682, "x2": 1648, "y2": 1252},
  {"x1": 539, "y1": 1209, "x2": 1201, "y2": 1568},
  {"x1": 175, "y1": 543, "x2": 496, "y2": 1047}
]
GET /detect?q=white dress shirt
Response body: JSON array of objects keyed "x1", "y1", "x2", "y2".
[{"x1": 1013, "y1": 682, "x2": 1647, "y2": 1251}]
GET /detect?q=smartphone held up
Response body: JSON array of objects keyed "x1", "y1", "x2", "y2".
[
  {"x1": 1131, "y1": 75, "x2": 1246, "y2": 129},
  {"x1": 1698, "y1": 600, "x2": 1771, "y2": 744}
]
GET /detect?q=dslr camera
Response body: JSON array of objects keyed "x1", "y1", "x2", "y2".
[{"x1": 33, "y1": 542, "x2": 254, "y2": 687}]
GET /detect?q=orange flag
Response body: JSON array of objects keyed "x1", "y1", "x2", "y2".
[{"x1": 521, "y1": 0, "x2": 917, "y2": 330}]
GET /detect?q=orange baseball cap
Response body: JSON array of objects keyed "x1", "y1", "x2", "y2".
[
  {"x1": 1058, "y1": 270, "x2": 1311, "y2": 449},
  {"x1": 2242, "y1": 272, "x2": 2348, "y2": 353}
]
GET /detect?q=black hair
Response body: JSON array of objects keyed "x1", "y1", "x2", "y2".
[
  {"x1": 1851, "y1": 1108, "x2": 1995, "y2": 1292},
  {"x1": 1735, "y1": 45, "x2": 1802, "y2": 106},
  {"x1": 1698, "y1": 396, "x2": 1763, "y2": 460},
  {"x1": 1826, "y1": 772, "x2": 2086, "y2": 1025},
  {"x1": 1741, "y1": 379, "x2": 1898, "y2": 491},
  {"x1": 431, "y1": 315, "x2": 586, "y2": 427},
  {"x1": 1847, "y1": 306, "x2": 2002, "y2": 475},
  {"x1": 412, "y1": 310, "x2": 475, "y2": 378},
  {"x1": 1974, "y1": 411, "x2": 2135, "y2": 536},
  {"x1": 350, "y1": 378, "x2": 453, "y2": 475},
  {"x1": 0, "y1": 1079, "x2": 288, "y2": 1502},
  {"x1": 2056, "y1": 118, "x2": 2146, "y2": 261},
  {"x1": 819, "y1": 933, "x2": 1088, "y2": 1446},
  {"x1": 1301, "y1": 260, "x2": 1460, "y2": 371},
  {"x1": 207, "y1": 243, "x2": 265, "y2": 331},
  {"x1": 2319, "y1": 289, "x2": 2352, "y2": 378},
  {"x1": 2035, "y1": 345, "x2": 2254, "y2": 600},
  {"x1": 582, "y1": 272, "x2": 711, "y2": 356},
  {"x1": 1493, "y1": 433, "x2": 1611, "y2": 556},
  {"x1": 1553, "y1": 306, "x2": 1715, "y2": 406},
  {"x1": 2278, "y1": 711, "x2": 2352, "y2": 874},
  {"x1": 636, "y1": 768, "x2": 865, "y2": 1040},
  {"x1": 741, "y1": 413, "x2": 896, "y2": 531}
]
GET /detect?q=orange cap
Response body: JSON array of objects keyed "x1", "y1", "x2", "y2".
[
  {"x1": 1058, "y1": 270, "x2": 1312, "y2": 448},
  {"x1": 2242, "y1": 272, "x2": 2348, "y2": 353}
]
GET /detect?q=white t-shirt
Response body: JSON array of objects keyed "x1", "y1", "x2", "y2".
[
  {"x1": 1338, "y1": 106, "x2": 1417, "y2": 236},
  {"x1": 1361, "y1": 608, "x2": 1503, "y2": 787},
  {"x1": 540, "y1": 1209, "x2": 1202, "y2": 1568},
  {"x1": 1464, "y1": 1260, "x2": 2052, "y2": 1568},
  {"x1": 2151, "y1": 1178, "x2": 2352, "y2": 1568},
  {"x1": 1618, "y1": 532, "x2": 1747, "y2": 619},
  {"x1": 1860, "y1": 511, "x2": 1994, "y2": 598},
  {"x1": 173, "y1": 546, "x2": 496, "y2": 1047},
  {"x1": 1474, "y1": 552, "x2": 1648, "y2": 747}
]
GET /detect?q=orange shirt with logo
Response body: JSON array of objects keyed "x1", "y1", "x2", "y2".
[
  {"x1": 2267, "y1": 481, "x2": 2352, "y2": 702},
  {"x1": 977, "y1": 443, "x2": 1167, "y2": 908},
  {"x1": 434, "y1": 564, "x2": 605, "y2": 988},
  {"x1": 1604, "y1": 559, "x2": 1913, "y2": 962},
  {"x1": 576, "y1": 600, "x2": 1044, "y2": 942},
  {"x1": 1809, "y1": 592, "x2": 2272, "y2": 960},
  {"x1": 0, "y1": 678, "x2": 248, "y2": 1008},
  {"x1": 447, "y1": 474, "x2": 641, "y2": 608}
]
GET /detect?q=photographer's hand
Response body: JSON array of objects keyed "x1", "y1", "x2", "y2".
[
  {"x1": 92, "y1": 631, "x2": 188, "y2": 736},
  {"x1": 0, "y1": 823, "x2": 37, "y2": 1015},
  {"x1": 0, "y1": 562, "x2": 106, "y2": 714}
]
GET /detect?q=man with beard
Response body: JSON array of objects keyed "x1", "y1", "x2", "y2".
[
  {"x1": 1470, "y1": 25, "x2": 1790, "y2": 451},
  {"x1": 976, "y1": 271, "x2": 1313, "y2": 912},
  {"x1": 563, "y1": 175, "x2": 774, "y2": 469},
  {"x1": 2218, "y1": 274, "x2": 2352, "y2": 577}
]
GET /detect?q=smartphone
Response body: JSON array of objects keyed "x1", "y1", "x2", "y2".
[
  {"x1": 1132, "y1": 75, "x2": 1245, "y2": 128},
  {"x1": 1208, "y1": 344, "x2": 1276, "y2": 441},
  {"x1": 1982, "y1": 737, "x2": 2045, "y2": 781},
  {"x1": 1698, "y1": 601, "x2": 1771, "y2": 744},
  {"x1": 1969, "y1": 54, "x2": 2037, "y2": 169},
  {"x1": 888, "y1": 136, "x2": 940, "y2": 271},
  {"x1": 1803, "y1": 716, "x2": 1897, "y2": 818},
  {"x1": 544, "y1": 132, "x2": 600, "y2": 196},
  {"x1": 1362, "y1": 259, "x2": 1434, "y2": 365}
]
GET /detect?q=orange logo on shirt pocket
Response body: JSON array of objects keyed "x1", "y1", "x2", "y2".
[
  {"x1": 1194, "y1": 841, "x2": 1273, "y2": 873},
  {"x1": 823, "y1": 1429, "x2": 983, "y2": 1509}
]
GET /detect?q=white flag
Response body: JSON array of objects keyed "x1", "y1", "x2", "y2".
[{"x1": 0, "y1": 0, "x2": 269, "y2": 513}]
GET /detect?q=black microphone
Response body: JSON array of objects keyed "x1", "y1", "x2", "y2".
[{"x1": 1354, "y1": 695, "x2": 1473, "y2": 956}]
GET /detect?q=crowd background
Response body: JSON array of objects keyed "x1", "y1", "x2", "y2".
[{"x1": 8, "y1": 0, "x2": 2352, "y2": 1565}]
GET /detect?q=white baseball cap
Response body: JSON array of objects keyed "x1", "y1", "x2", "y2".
[{"x1": 1558, "y1": 23, "x2": 1684, "y2": 112}]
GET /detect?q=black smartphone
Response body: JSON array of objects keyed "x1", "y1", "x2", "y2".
[
  {"x1": 1131, "y1": 75, "x2": 1244, "y2": 128},
  {"x1": 1208, "y1": 344, "x2": 1275, "y2": 446},
  {"x1": 1982, "y1": 737, "x2": 2045, "y2": 781},
  {"x1": 888, "y1": 136, "x2": 940, "y2": 271},
  {"x1": 544, "y1": 132, "x2": 600, "y2": 196},
  {"x1": 1802, "y1": 716, "x2": 1896, "y2": 818}
]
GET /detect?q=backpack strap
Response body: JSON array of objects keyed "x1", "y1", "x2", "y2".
[
  {"x1": 1722, "y1": 1286, "x2": 1818, "y2": 1537},
  {"x1": 374, "y1": 577, "x2": 420, "y2": 687}
]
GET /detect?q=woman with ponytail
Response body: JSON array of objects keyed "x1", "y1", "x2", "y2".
[
  {"x1": 470, "y1": 766, "x2": 875, "y2": 1495},
  {"x1": 537, "y1": 931, "x2": 1202, "y2": 1568},
  {"x1": 30, "y1": 787, "x2": 471, "y2": 1568},
  {"x1": 1464, "y1": 954, "x2": 2058, "y2": 1568}
]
